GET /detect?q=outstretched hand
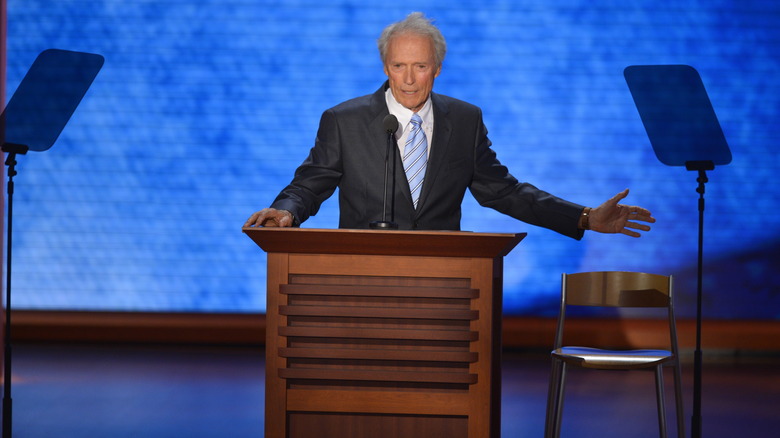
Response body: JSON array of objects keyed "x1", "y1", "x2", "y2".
[{"x1": 589, "y1": 189, "x2": 655, "y2": 238}]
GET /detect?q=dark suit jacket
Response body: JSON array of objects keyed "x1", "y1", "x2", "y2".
[{"x1": 271, "y1": 82, "x2": 585, "y2": 239}]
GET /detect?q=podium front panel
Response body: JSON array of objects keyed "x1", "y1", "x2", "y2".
[{"x1": 246, "y1": 228, "x2": 524, "y2": 438}]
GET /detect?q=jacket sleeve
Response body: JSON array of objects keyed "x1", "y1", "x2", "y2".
[
  {"x1": 270, "y1": 108, "x2": 343, "y2": 225},
  {"x1": 467, "y1": 110, "x2": 586, "y2": 240}
]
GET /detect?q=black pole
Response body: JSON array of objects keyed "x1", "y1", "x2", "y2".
[
  {"x1": 2, "y1": 144, "x2": 28, "y2": 438},
  {"x1": 692, "y1": 169, "x2": 707, "y2": 438},
  {"x1": 686, "y1": 161, "x2": 711, "y2": 438},
  {"x1": 3, "y1": 154, "x2": 16, "y2": 438}
]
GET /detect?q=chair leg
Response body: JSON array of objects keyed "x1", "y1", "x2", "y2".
[
  {"x1": 552, "y1": 362, "x2": 568, "y2": 438},
  {"x1": 544, "y1": 358, "x2": 564, "y2": 438},
  {"x1": 672, "y1": 360, "x2": 685, "y2": 438},
  {"x1": 655, "y1": 365, "x2": 668, "y2": 438},
  {"x1": 544, "y1": 357, "x2": 564, "y2": 438}
]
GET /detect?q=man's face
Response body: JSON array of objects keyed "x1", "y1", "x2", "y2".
[{"x1": 383, "y1": 33, "x2": 441, "y2": 113}]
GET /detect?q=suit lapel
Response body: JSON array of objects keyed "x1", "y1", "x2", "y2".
[
  {"x1": 368, "y1": 83, "x2": 392, "y2": 161},
  {"x1": 415, "y1": 92, "x2": 452, "y2": 213}
]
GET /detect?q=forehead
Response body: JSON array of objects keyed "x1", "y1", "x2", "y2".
[{"x1": 385, "y1": 33, "x2": 436, "y2": 62}]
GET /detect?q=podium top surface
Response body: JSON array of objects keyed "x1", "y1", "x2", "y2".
[{"x1": 243, "y1": 227, "x2": 526, "y2": 259}]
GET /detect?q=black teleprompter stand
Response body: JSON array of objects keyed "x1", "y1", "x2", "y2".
[
  {"x1": 1, "y1": 143, "x2": 27, "y2": 438},
  {"x1": 625, "y1": 65, "x2": 732, "y2": 438},
  {"x1": 685, "y1": 159, "x2": 713, "y2": 438},
  {"x1": 1, "y1": 49, "x2": 103, "y2": 438}
]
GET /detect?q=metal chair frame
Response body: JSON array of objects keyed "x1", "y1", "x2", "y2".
[{"x1": 544, "y1": 271, "x2": 685, "y2": 438}]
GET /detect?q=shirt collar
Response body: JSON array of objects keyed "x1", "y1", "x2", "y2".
[{"x1": 384, "y1": 87, "x2": 433, "y2": 136}]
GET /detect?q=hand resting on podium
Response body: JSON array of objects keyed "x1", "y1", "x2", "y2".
[{"x1": 244, "y1": 208, "x2": 295, "y2": 228}]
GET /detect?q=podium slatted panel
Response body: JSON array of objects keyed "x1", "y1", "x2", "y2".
[
  {"x1": 279, "y1": 369, "x2": 478, "y2": 384},
  {"x1": 282, "y1": 283, "x2": 480, "y2": 299},
  {"x1": 278, "y1": 281, "x2": 480, "y2": 389},
  {"x1": 280, "y1": 326, "x2": 478, "y2": 341},
  {"x1": 279, "y1": 347, "x2": 478, "y2": 363},
  {"x1": 279, "y1": 305, "x2": 479, "y2": 320}
]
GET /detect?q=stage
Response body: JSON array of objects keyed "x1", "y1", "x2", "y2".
[{"x1": 5, "y1": 342, "x2": 778, "y2": 437}]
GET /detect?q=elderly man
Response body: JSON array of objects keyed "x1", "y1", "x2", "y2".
[{"x1": 244, "y1": 12, "x2": 654, "y2": 239}]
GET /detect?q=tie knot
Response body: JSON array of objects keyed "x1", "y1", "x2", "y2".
[{"x1": 411, "y1": 113, "x2": 422, "y2": 126}]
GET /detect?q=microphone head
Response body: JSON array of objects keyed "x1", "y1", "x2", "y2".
[{"x1": 383, "y1": 114, "x2": 399, "y2": 134}]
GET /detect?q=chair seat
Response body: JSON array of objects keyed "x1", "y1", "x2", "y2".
[
  {"x1": 553, "y1": 346, "x2": 674, "y2": 370},
  {"x1": 545, "y1": 273, "x2": 685, "y2": 438}
]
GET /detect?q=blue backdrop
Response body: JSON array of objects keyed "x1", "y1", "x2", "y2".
[{"x1": 5, "y1": 0, "x2": 779, "y2": 318}]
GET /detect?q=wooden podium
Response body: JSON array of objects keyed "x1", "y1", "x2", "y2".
[{"x1": 244, "y1": 227, "x2": 525, "y2": 438}]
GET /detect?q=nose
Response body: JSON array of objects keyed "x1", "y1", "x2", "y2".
[{"x1": 403, "y1": 68, "x2": 415, "y2": 85}]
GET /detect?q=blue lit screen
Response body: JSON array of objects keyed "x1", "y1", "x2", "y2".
[{"x1": 6, "y1": 1, "x2": 779, "y2": 318}]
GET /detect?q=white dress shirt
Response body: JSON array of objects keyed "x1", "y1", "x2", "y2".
[{"x1": 384, "y1": 87, "x2": 434, "y2": 158}]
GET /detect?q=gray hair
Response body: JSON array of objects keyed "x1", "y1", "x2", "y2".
[{"x1": 377, "y1": 12, "x2": 447, "y2": 68}]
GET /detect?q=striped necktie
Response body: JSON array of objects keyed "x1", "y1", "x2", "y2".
[{"x1": 403, "y1": 113, "x2": 428, "y2": 209}]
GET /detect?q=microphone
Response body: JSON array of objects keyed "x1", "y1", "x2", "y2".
[
  {"x1": 383, "y1": 114, "x2": 399, "y2": 134},
  {"x1": 370, "y1": 115, "x2": 400, "y2": 229}
]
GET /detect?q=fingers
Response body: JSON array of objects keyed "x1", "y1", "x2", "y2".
[
  {"x1": 598, "y1": 189, "x2": 629, "y2": 211},
  {"x1": 619, "y1": 216, "x2": 653, "y2": 238},
  {"x1": 243, "y1": 208, "x2": 275, "y2": 228},
  {"x1": 620, "y1": 228, "x2": 641, "y2": 238},
  {"x1": 619, "y1": 222, "x2": 646, "y2": 238},
  {"x1": 625, "y1": 220, "x2": 651, "y2": 231},
  {"x1": 243, "y1": 211, "x2": 263, "y2": 228},
  {"x1": 609, "y1": 188, "x2": 629, "y2": 205},
  {"x1": 621, "y1": 222, "x2": 650, "y2": 237},
  {"x1": 243, "y1": 208, "x2": 293, "y2": 228},
  {"x1": 626, "y1": 206, "x2": 656, "y2": 224}
]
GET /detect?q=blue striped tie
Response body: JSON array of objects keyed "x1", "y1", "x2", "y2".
[{"x1": 404, "y1": 113, "x2": 428, "y2": 209}]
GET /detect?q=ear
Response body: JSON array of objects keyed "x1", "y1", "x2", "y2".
[{"x1": 434, "y1": 65, "x2": 442, "y2": 78}]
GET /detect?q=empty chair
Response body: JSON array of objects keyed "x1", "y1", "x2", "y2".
[{"x1": 544, "y1": 271, "x2": 685, "y2": 438}]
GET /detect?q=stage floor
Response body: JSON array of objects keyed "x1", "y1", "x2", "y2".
[{"x1": 5, "y1": 343, "x2": 778, "y2": 437}]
